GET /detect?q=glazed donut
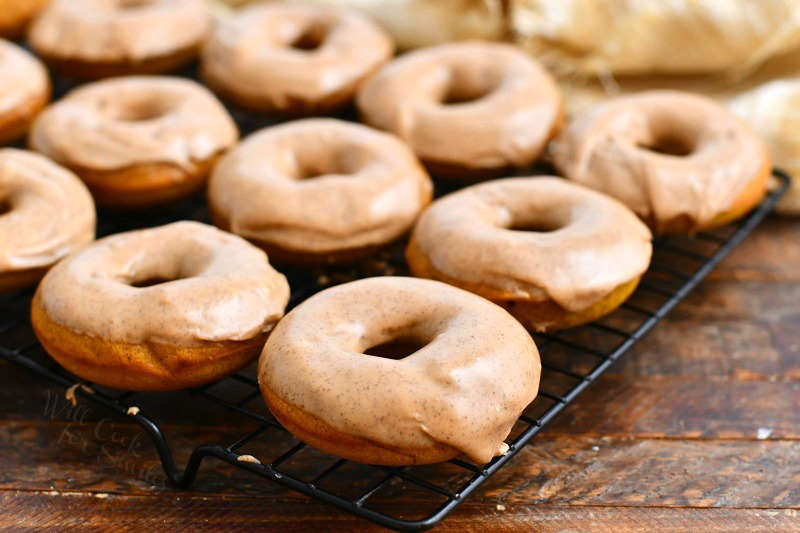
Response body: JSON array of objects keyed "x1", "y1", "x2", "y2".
[
  {"x1": 551, "y1": 91, "x2": 771, "y2": 233},
  {"x1": 30, "y1": 76, "x2": 238, "y2": 208},
  {"x1": 357, "y1": 41, "x2": 563, "y2": 178},
  {"x1": 0, "y1": 40, "x2": 50, "y2": 145},
  {"x1": 32, "y1": 221, "x2": 290, "y2": 391},
  {"x1": 202, "y1": 2, "x2": 393, "y2": 114},
  {"x1": 259, "y1": 277, "x2": 540, "y2": 466},
  {"x1": 209, "y1": 119, "x2": 432, "y2": 264},
  {"x1": 0, "y1": 0, "x2": 47, "y2": 39},
  {"x1": 28, "y1": 0, "x2": 211, "y2": 79},
  {"x1": 0, "y1": 149, "x2": 95, "y2": 292},
  {"x1": 407, "y1": 177, "x2": 652, "y2": 332}
]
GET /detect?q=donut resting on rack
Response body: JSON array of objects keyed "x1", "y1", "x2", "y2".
[
  {"x1": 407, "y1": 177, "x2": 653, "y2": 332},
  {"x1": 31, "y1": 221, "x2": 290, "y2": 391},
  {"x1": 258, "y1": 276, "x2": 541, "y2": 465}
]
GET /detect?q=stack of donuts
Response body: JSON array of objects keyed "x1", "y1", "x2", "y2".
[{"x1": 0, "y1": 0, "x2": 771, "y2": 467}]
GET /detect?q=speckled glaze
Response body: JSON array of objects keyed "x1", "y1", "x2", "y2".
[
  {"x1": 30, "y1": 77, "x2": 238, "y2": 172},
  {"x1": 209, "y1": 119, "x2": 432, "y2": 255},
  {"x1": 259, "y1": 277, "x2": 541, "y2": 464},
  {"x1": 202, "y1": 2, "x2": 393, "y2": 111},
  {"x1": 28, "y1": 0, "x2": 210, "y2": 63},
  {"x1": 0, "y1": 39, "x2": 49, "y2": 116},
  {"x1": 357, "y1": 41, "x2": 562, "y2": 171},
  {"x1": 37, "y1": 221, "x2": 290, "y2": 346},
  {"x1": 551, "y1": 90, "x2": 770, "y2": 231},
  {"x1": 408, "y1": 177, "x2": 652, "y2": 312},
  {"x1": 0, "y1": 149, "x2": 95, "y2": 273}
]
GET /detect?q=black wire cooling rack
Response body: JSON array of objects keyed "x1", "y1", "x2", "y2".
[
  {"x1": 0, "y1": 57, "x2": 791, "y2": 531},
  {"x1": 0, "y1": 170, "x2": 789, "y2": 530}
]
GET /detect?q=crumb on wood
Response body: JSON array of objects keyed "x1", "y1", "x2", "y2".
[
  {"x1": 94, "y1": 493, "x2": 109, "y2": 499},
  {"x1": 65, "y1": 383, "x2": 95, "y2": 407},
  {"x1": 237, "y1": 454, "x2": 261, "y2": 465},
  {"x1": 496, "y1": 504, "x2": 506, "y2": 512},
  {"x1": 65, "y1": 384, "x2": 79, "y2": 407}
]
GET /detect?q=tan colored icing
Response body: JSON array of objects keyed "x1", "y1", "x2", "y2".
[
  {"x1": 357, "y1": 41, "x2": 562, "y2": 170},
  {"x1": 409, "y1": 177, "x2": 652, "y2": 312},
  {"x1": 37, "y1": 221, "x2": 290, "y2": 346},
  {"x1": 29, "y1": 0, "x2": 210, "y2": 63},
  {"x1": 209, "y1": 118, "x2": 432, "y2": 254},
  {"x1": 259, "y1": 276, "x2": 541, "y2": 464},
  {"x1": 0, "y1": 39, "x2": 49, "y2": 116},
  {"x1": 30, "y1": 76, "x2": 238, "y2": 172},
  {"x1": 551, "y1": 90, "x2": 769, "y2": 230},
  {"x1": 0, "y1": 149, "x2": 95, "y2": 272},
  {"x1": 202, "y1": 2, "x2": 393, "y2": 110}
]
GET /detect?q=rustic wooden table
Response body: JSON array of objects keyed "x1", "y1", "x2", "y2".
[{"x1": 1, "y1": 217, "x2": 799, "y2": 532}]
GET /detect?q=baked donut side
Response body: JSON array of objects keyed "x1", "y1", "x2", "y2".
[
  {"x1": 0, "y1": 149, "x2": 95, "y2": 292},
  {"x1": 31, "y1": 221, "x2": 290, "y2": 391},
  {"x1": 406, "y1": 177, "x2": 653, "y2": 332},
  {"x1": 209, "y1": 118, "x2": 432, "y2": 265},
  {"x1": 28, "y1": 0, "x2": 211, "y2": 80},
  {"x1": 201, "y1": 2, "x2": 394, "y2": 114},
  {"x1": 29, "y1": 76, "x2": 239, "y2": 208},
  {"x1": 0, "y1": 0, "x2": 48, "y2": 39},
  {"x1": 357, "y1": 41, "x2": 563, "y2": 178},
  {"x1": 31, "y1": 294, "x2": 269, "y2": 391},
  {"x1": 259, "y1": 277, "x2": 541, "y2": 466},
  {"x1": 0, "y1": 39, "x2": 51, "y2": 145},
  {"x1": 551, "y1": 90, "x2": 771, "y2": 233}
]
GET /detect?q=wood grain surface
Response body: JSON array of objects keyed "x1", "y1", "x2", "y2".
[{"x1": 2, "y1": 217, "x2": 800, "y2": 531}]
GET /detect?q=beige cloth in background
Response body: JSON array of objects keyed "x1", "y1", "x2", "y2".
[{"x1": 512, "y1": 0, "x2": 800, "y2": 77}]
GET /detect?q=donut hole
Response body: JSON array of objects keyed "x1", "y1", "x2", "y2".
[
  {"x1": 507, "y1": 211, "x2": 567, "y2": 233},
  {"x1": 364, "y1": 339, "x2": 426, "y2": 360},
  {"x1": 113, "y1": 98, "x2": 174, "y2": 122},
  {"x1": 293, "y1": 147, "x2": 367, "y2": 180},
  {"x1": 129, "y1": 276, "x2": 181, "y2": 288},
  {"x1": 638, "y1": 132, "x2": 695, "y2": 157},
  {"x1": 116, "y1": 0, "x2": 156, "y2": 9},
  {"x1": 440, "y1": 66, "x2": 501, "y2": 106},
  {"x1": 289, "y1": 23, "x2": 329, "y2": 52},
  {"x1": 510, "y1": 220, "x2": 564, "y2": 233},
  {"x1": 442, "y1": 83, "x2": 496, "y2": 105},
  {"x1": 296, "y1": 163, "x2": 340, "y2": 180}
]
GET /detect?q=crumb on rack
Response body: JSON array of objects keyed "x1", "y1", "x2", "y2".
[
  {"x1": 237, "y1": 454, "x2": 261, "y2": 465},
  {"x1": 127, "y1": 406, "x2": 140, "y2": 416}
]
